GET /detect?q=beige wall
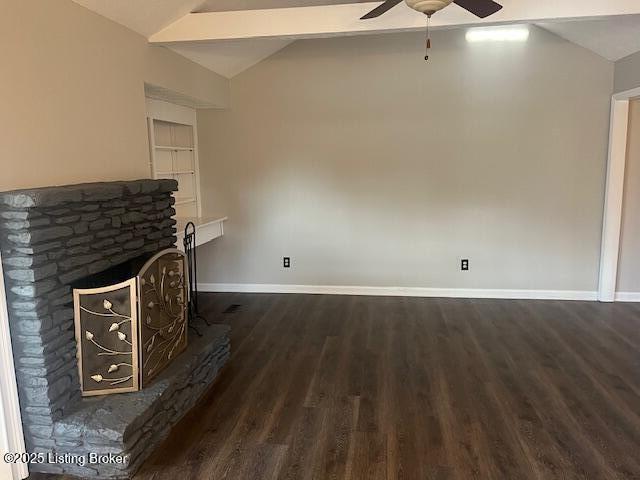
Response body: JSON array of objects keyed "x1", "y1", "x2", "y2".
[
  {"x1": 615, "y1": 51, "x2": 640, "y2": 94},
  {"x1": 197, "y1": 27, "x2": 613, "y2": 291},
  {"x1": 0, "y1": 0, "x2": 229, "y2": 191},
  {"x1": 617, "y1": 99, "x2": 640, "y2": 292}
]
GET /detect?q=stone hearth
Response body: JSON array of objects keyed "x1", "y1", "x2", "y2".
[
  {"x1": 52, "y1": 324, "x2": 229, "y2": 478},
  {"x1": 0, "y1": 180, "x2": 230, "y2": 479}
]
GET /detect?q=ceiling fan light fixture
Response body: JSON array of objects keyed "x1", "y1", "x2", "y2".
[
  {"x1": 361, "y1": 0, "x2": 503, "y2": 21},
  {"x1": 405, "y1": 0, "x2": 454, "y2": 15},
  {"x1": 465, "y1": 26, "x2": 530, "y2": 43}
]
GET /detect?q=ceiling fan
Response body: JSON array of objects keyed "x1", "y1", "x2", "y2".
[
  {"x1": 360, "y1": 0, "x2": 504, "y2": 60},
  {"x1": 361, "y1": 0, "x2": 503, "y2": 20}
]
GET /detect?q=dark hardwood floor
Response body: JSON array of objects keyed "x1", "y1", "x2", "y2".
[
  {"x1": 38, "y1": 293, "x2": 640, "y2": 479},
  {"x1": 132, "y1": 293, "x2": 640, "y2": 480}
]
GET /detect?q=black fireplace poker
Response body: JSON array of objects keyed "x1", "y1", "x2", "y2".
[{"x1": 183, "y1": 222, "x2": 211, "y2": 335}]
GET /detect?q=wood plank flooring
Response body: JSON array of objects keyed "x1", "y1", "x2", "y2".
[{"x1": 40, "y1": 293, "x2": 640, "y2": 479}]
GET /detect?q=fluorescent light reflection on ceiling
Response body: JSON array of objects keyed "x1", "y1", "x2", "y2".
[{"x1": 465, "y1": 26, "x2": 530, "y2": 43}]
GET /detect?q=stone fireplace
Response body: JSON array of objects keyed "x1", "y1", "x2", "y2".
[{"x1": 0, "y1": 180, "x2": 230, "y2": 479}]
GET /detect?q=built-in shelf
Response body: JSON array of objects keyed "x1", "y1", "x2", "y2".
[
  {"x1": 156, "y1": 170, "x2": 195, "y2": 175},
  {"x1": 175, "y1": 198, "x2": 196, "y2": 206},
  {"x1": 146, "y1": 98, "x2": 228, "y2": 262},
  {"x1": 175, "y1": 216, "x2": 228, "y2": 250},
  {"x1": 147, "y1": 112, "x2": 201, "y2": 218},
  {"x1": 154, "y1": 146, "x2": 194, "y2": 152}
]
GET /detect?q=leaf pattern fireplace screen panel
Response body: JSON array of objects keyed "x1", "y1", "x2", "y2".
[
  {"x1": 138, "y1": 249, "x2": 188, "y2": 387},
  {"x1": 74, "y1": 279, "x2": 140, "y2": 396}
]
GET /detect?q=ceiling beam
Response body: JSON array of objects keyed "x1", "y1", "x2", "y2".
[{"x1": 149, "y1": 0, "x2": 640, "y2": 44}]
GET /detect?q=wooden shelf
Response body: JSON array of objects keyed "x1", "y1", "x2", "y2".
[
  {"x1": 175, "y1": 216, "x2": 228, "y2": 250},
  {"x1": 175, "y1": 198, "x2": 196, "y2": 206},
  {"x1": 148, "y1": 112, "x2": 201, "y2": 218},
  {"x1": 156, "y1": 170, "x2": 195, "y2": 175},
  {"x1": 154, "y1": 146, "x2": 194, "y2": 151}
]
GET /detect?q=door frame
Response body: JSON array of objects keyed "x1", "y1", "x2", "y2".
[
  {"x1": 0, "y1": 255, "x2": 28, "y2": 479},
  {"x1": 598, "y1": 86, "x2": 640, "y2": 301}
]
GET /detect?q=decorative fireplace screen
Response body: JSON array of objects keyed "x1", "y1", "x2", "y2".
[{"x1": 73, "y1": 249, "x2": 188, "y2": 396}]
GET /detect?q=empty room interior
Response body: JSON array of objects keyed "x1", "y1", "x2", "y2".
[{"x1": 2, "y1": 0, "x2": 640, "y2": 479}]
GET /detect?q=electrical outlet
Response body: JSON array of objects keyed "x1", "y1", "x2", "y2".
[
  {"x1": 283, "y1": 257, "x2": 291, "y2": 268},
  {"x1": 461, "y1": 259, "x2": 469, "y2": 271}
]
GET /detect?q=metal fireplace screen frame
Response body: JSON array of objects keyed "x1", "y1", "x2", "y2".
[
  {"x1": 73, "y1": 249, "x2": 188, "y2": 397},
  {"x1": 74, "y1": 278, "x2": 140, "y2": 396}
]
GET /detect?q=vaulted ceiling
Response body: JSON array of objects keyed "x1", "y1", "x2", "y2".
[
  {"x1": 73, "y1": 0, "x2": 640, "y2": 78},
  {"x1": 538, "y1": 16, "x2": 640, "y2": 61}
]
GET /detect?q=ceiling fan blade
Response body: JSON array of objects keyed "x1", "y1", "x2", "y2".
[
  {"x1": 360, "y1": 0, "x2": 404, "y2": 19},
  {"x1": 453, "y1": 0, "x2": 502, "y2": 18}
]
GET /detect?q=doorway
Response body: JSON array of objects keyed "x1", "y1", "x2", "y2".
[{"x1": 599, "y1": 88, "x2": 640, "y2": 301}]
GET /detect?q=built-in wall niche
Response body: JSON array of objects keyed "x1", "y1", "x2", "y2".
[
  {"x1": 147, "y1": 101, "x2": 201, "y2": 218},
  {"x1": 150, "y1": 120, "x2": 198, "y2": 217}
]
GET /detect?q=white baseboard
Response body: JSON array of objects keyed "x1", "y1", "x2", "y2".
[
  {"x1": 198, "y1": 283, "x2": 598, "y2": 301},
  {"x1": 614, "y1": 292, "x2": 640, "y2": 302}
]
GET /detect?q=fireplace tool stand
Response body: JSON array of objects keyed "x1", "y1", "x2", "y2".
[{"x1": 184, "y1": 222, "x2": 212, "y2": 337}]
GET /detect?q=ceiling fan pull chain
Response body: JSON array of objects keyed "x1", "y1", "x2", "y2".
[{"x1": 425, "y1": 13, "x2": 432, "y2": 61}]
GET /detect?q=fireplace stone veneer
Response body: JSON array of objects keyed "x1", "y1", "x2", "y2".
[{"x1": 0, "y1": 180, "x2": 230, "y2": 479}]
